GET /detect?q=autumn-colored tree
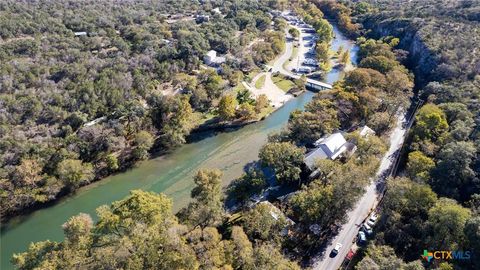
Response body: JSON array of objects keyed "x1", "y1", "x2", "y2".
[
  {"x1": 56, "y1": 159, "x2": 94, "y2": 190},
  {"x1": 218, "y1": 95, "x2": 237, "y2": 121},
  {"x1": 406, "y1": 151, "x2": 435, "y2": 183},
  {"x1": 255, "y1": 94, "x2": 270, "y2": 113}
]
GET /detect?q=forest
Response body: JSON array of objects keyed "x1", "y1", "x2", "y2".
[
  {"x1": 330, "y1": 0, "x2": 480, "y2": 269},
  {"x1": 0, "y1": 0, "x2": 287, "y2": 219},
  {"x1": 4, "y1": 0, "x2": 480, "y2": 269},
  {"x1": 11, "y1": 0, "x2": 420, "y2": 267}
]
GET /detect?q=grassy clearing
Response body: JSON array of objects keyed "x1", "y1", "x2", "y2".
[
  {"x1": 255, "y1": 74, "x2": 266, "y2": 89},
  {"x1": 272, "y1": 74, "x2": 296, "y2": 92}
]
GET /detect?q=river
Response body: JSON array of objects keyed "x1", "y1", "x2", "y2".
[{"x1": 0, "y1": 25, "x2": 358, "y2": 269}]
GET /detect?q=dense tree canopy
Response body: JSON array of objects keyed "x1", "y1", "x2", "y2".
[{"x1": 0, "y1": 0, "x2": 283, "y2": 218}]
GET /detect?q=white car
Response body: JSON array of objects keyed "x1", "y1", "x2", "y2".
[
  {"x1": 362, "y1": 223, "x2": 373, "y2": 236},
  {"x1": 366, "y1": 213, "x2": 378, "y2": 227},
  {"x1": 330, "y1": 243, "x2": 343, "y2": 257}
]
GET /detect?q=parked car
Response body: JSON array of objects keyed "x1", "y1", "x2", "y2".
[
  {"x1": 357, "y1": 231, "x2": 367, "y2": 245},
  {"x1": 330, "y1": 243, "x2": 343, "y2": 257},
  {"x1": 362, "y1": 223, "x2": 373, "y2": 236},
  {"x1": 366, "y1": 213, "x2": 378, "y2": 227}
]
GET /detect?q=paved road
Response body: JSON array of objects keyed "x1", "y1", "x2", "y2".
[
  {"x1": 271, "y1": 29, "x2": 295, "y2": 76},
  {"x1": 312, "y1": 114, "x2": 407, "y2": 270}
]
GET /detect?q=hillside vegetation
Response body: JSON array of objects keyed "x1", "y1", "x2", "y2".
[
  {"x1": 332, "y1": 0, "x2": 480, "y2": 268},
  {"x1": 0, "y1": 0, "x2": 286, "y2": 218}
]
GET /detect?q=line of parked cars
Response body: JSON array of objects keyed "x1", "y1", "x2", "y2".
[
  {"x1": 358, "y1": 212, "x2": 378, "y2": 245},
  {"x1": 330, "y1": 212, "x2": 379, "y2": 258}
]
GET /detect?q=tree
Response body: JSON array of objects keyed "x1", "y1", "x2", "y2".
[
  {"x1": 218, "y1": 95, "x2": 237, "y2": 121},
  {"x1": 13, "y1": 190, "x2": 199, "y2": 270},
  {"x1": 56, "y1": 159, "x2": 94, "y2": 190},
  {"x1": 316, "y1": 41, "x2": 331, "y2": 71},
  {"x1": 431, "y1": 141, "x2": 477, "y2": 201},
  {"x1": 227, "y1": 169, "x2": 267, "y2": 206},
  {"x1": 160, "y1": 94, "x2": 194, "y2": 148},
  {"x1": 236, "y1": 89, "x2": 254, "y2": 105},
  {"x1": 368, "y1": 111, "x2": 393, "y2": 134},
  {"x1": 288, "y1": 27, "x2": 300, "y2": 38},
  {"x1": 288, "y1": 99, "x2": 340, "y2": 145},
  {"x1": 252, "y1": 244, "x2": 300, "y2": 270},
  {"x1": 62, "y1": 213, "x2": 93, "y2": 249},
  {"x1": 186, "y1": 227, "x2": 228, "y2": 269},
  {"x1": 105, "y1": 154, "x2": 119, "y2": 171},
  {"x1": 230, "y1": 226, "x2": 253, "y2": 269},
  {"x1": 242, "y1": 202, "x2": 287, "y2": 243},
  {"x1": 406, "y1": 151, "x2": 434, "y2": 183},
  {"x1": 339, "y1": 50, "x2": 350, "y2": 67},
  {"x1": 381, "y1": 177, "x2": 438, "y2": 258},
  {"x1": 259, "y1": 142, "x2": 304, "y2": 185},
  {"x1": 412, "y1": 104, "x2": 449, "y2": 143},
  {"x1": 133, "y1": 130, "x2": 154, "y2": 160},
  {"x1": 359, "y1": 55, "x2": 398, "y2": 74},
  {"x1": 428, "y1": 198, "x2": 471, "y2": 250},
  {"x1": 255, "y1": 94, "x2": 269, "y2": 113},
  {"x1": 236, "y1": 103, "x2": 256, "y2": 120},
  {"x1": 464, "y1": 216, "x2": 480, "y2": 268},
  {"x1": 313, "y1": 18, "x2": 333, "y2": 43},
  {"x1": 289, "y1": 181, "x2": 334, "y2": 228},
  {"x1": 356, "y1": 245, "x2": 409, "y2": 270},
  {"x1": 12, "y1": 159, "x2": 42, "y2": 186},
  {"x1": 347, "y1": 132, "x2": 387, "y2": 161},
  {"x1": 344, "y1": 68, "x2": 375, "y2": 90},
  {"x1": 179, "y1": 169, "x2": 224, "y2": 228}
]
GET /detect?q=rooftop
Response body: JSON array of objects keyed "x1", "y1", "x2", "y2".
[{"x1": 304, "y1": 133, "x2": 350, "y2": 170}]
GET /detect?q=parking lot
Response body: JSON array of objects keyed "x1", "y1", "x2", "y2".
[{"x1": 284, "y1": 17, "x2": 319, "y2": 75}]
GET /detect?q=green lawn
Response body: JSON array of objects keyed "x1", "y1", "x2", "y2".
[
  {"x1": 255, "y1": 74, "x2": 266, "y2": 89},
  {"x1": 272, "y1": 75, "x2": 296, "y2": 92}
]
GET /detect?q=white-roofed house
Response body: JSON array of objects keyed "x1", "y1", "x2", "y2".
[
  {"x1": 203, "y1": 50, "x2": 226, "y2": 67},
  {"x1": 304, "y1": 132, "x2": 357, "y2": 172}
]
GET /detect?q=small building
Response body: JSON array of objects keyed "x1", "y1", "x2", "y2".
[
  {"x1": 304, "y1": 132, "x2": 356, "y2": 171},
  {"x1": 359, "y1": 125, "x2": 375, "y2": 138},
  {"x1": 204, "y1": 50, "x2": 226, "y2": 66}
]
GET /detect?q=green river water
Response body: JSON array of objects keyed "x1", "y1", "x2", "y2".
[{"x1": 0, "y1": 25, "x2": 357, "y2": 269}]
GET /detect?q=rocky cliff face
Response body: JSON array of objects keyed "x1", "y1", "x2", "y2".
[{"x1": 361, "y1": 17, "x2": 438, "y2": 88}]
